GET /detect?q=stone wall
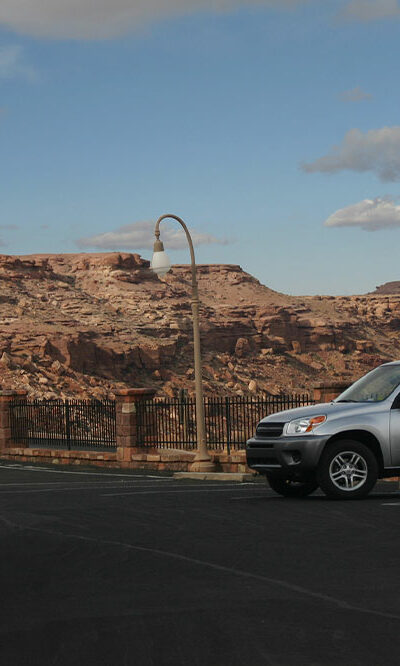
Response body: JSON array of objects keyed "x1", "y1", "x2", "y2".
[{"x1": 0, "y1": 447, "x2": 251, "y2": 474}]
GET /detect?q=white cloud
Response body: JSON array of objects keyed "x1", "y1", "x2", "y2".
[
  {"x1": 341, "y1": 0, "x2": 400, "y2": 22},
  {"x1": 76, "y1": 220, "x2": 231, "y2": 251},
  {"x1": 325, "y1": 197, "x2": 400, "y2": 231},
  {"x1": 339, "y1": 86, "x2": 372, "y2": 102},
  {"x1": 0, "y1": 0, "x2": 309, "y2": 39},
  {"x1": 301, "y1": 126, "x2": 400, "y2": 182},
  {"x1": 0, "y1": 44, "x2": 36, "y2": 81},
  {"x1": 0, "y1": 1, "x2": 398, "y2": 39}
]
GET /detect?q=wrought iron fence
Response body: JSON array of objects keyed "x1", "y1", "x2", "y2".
[
  {"x1": 9, "y1": 393, "x2": 315, "y2": 454},
  {"x1": 10, "y1": 399, "x2": 116, "y2": 450},
  {"x1": 136, "y1": 394, "x2": 315, "y2": 453}
]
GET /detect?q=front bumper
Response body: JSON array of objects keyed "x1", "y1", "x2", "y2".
[{"x1": 246, "y1": 434, "x2": 330, "y2": 477}]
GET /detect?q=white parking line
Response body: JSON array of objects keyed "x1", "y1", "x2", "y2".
[
  {"x1": 0, "y1": 482, "x2": 180, "y2": 495},
  {"x1": 0, "y1": 480, "x2": 257, "y2": 495},
  {"x1": 381, "y1": 503, "x2": 400, "y2": 506},
  {"x1": 229, "y1": 495, "x2": 269, "y2": 500},
  {"x1": 103, "y1": 486, "x2": 259, "y2": 497},
  {"x1": 0, "y1": 464, "x2": 170, "y2": 480},
  {"x1": 5, "y1": 517, "x2": 400, "y2": 623},
  {"x1": 0, "y1": 479, "x2": 171, "y2": 487}
]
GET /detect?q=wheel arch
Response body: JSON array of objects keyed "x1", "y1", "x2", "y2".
[{"x1": 321, "y1": 430, "x2": 384, "y2": 476}]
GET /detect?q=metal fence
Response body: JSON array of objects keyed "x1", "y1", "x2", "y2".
[
  {"x1": 9, "y1": 393, "x2": 315, "y2": 453},
  {"x1": 136, "y1": 394, "x2": 314, "y2": 452},
  {"x1": 9, "y1": 399, "x2": 116, "y2": 450}
]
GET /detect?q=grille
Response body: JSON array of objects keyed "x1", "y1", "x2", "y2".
[
  {"x1": 248, "y1": 457, "x2": 280, "y2": 466},
  {"x1": 256, "y1": 422, "x2": 285, "y2": 438},
  {"x1": 247, "y1": 441, "x2": 274, "y2": 448}
]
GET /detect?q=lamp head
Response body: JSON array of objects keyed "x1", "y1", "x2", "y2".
[{"x1": 151, "y1": 238, "x2": 171, "y2": 277}]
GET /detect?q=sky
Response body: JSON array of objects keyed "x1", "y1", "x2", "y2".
[{"x1": 1, "y1": 0, "x2": 400, "y2": 295}]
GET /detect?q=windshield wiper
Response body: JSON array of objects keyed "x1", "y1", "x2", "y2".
[{"x1": 336, "y1": 400, "x2": 359, "y2": 403}]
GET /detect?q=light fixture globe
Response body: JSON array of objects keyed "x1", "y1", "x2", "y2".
[{"x1": 151, "y1": 239, "x2": 171, "y2": 277}]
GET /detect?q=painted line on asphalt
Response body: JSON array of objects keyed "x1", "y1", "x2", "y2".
[
  {"x1": 0, "y1": 486, "x2": 168, "y2": 496},
  {"x1": 0, "y1": 479, "x2": 171, "y2": 487},
  {"x1": 229, "y1": 495, "x2": 272, "y2": 500},
  {"x1": 0, "y1": 483, "x2": 178, "y2": 495},
  {"x1": 5, "y1": 516, "x2": 400, "y2": 623},
  {"x1": 103, "y1": 486, "x2": 262, "y2": 497},
  {"x1": 0, "y1": 464, "x2": 171, "y2": 480},
  {"x1": 0, "y1": 482, "x2": 257, "y2": 495},
  {"x1": 381, "y1": 503, "x2": 400, "y2": 506}
]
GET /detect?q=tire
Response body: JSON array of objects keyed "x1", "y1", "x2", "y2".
[
  {"x1": 317, "y1": 439, "x2": 378, "y2": 500},
  {"x1": 266, "y1": 473, "x2": 319, "y2": 498}
]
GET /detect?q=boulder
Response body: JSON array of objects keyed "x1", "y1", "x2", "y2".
[{"x1": 235, "y1": 337, "x2": 250, "y2": 357}]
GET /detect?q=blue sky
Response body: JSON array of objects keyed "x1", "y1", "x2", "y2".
[{"x1": 1, "y1": 0, "x2": 400, "y2": 295}]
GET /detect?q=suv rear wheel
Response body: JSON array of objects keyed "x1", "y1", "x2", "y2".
[
  {"x1": 266, "y1": 473, "x2": 318, "y2": 498},
  {"x1": 317, "y1": 439, "x2": 378, "y2": 499}
]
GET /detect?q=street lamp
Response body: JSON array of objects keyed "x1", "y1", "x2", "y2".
[{"x1": 151, "y1": 214, "x2": 216, "y2": 472}]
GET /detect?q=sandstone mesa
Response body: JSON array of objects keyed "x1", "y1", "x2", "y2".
[{"x1": 0, "y1": 252, "x2": 398, "y2": 399}]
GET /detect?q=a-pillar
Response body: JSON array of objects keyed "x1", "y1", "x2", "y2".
[
  {"x1": 313, "y1": 382, "x2": 349, "y2": 404},
  {"x1": 115, "y1": 388, "x2": 157, "y2": 464},
  {"x1": 0, "y1": 389, "x2": 28, "y2": 452}
]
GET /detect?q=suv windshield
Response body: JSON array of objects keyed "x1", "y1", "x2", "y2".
[{"x1": 336, "y1": 364, "x2": 400, "y2": 403}]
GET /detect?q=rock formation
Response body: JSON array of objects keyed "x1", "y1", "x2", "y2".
[{"x1": 0, "y1": 252, "x2": 399, "y2": 399}]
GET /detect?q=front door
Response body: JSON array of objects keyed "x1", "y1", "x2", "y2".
[{"x1": 389, "y1": 393, "x2": 400, "y2": 466}]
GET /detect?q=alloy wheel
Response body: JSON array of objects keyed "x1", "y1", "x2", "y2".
[{"x1": 329, "y1": 451, "x2": 368, "y2": 492}]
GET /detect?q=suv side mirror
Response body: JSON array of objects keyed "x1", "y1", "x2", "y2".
[{"x1": 392, "y1": 394, "x2": 400, "y2": 409}]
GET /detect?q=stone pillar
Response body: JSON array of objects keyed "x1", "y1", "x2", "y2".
[
  {"x1": 115, "y1": 388, "x2": 156, "y2": 463},
  {"x1": 313, "y1": 382, "x2": 349, "y2": 404},
  {"x1": 0, "y1": 390, "x2": 28, "y2": 451}
]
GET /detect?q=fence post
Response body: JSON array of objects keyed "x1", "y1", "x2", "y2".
[
  {"x1": 64, "y1": 399, "x2": 71, "y2": 451},
  {"x1": 178, "y1": 388, "x2": 189, "y2": 443},
  {"x1": 115, "y1": 389, "x2": 156, "y2": 463},
  {"x1": 225, "y1": 396, "x2": 231, "y2": 455},
  {"x1": 0, "y1": 390, "x2": 28, "y2": 452}
]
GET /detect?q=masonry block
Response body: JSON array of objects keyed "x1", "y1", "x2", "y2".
[
  {"x1": 115, "y1": 387, "x2": 158, "y2": 463},
  {"x1": 0, "y1": 412, "x2": 10, "y2": 428},
  {"x1": 313, "y1": 382, "x2": 349, "y2": 403}
]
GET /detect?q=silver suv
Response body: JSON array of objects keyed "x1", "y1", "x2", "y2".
[{"x1": 246, "y1": 361, "x2": 400, "y2": 499}]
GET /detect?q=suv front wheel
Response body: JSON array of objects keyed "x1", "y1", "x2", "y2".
[{"x1": 317, "y1": 440, "x2": 378, "y2": 499}]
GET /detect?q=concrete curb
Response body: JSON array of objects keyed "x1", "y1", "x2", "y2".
[{"x1": 173, "y1": 472, "x2": 256, "y2": 482}]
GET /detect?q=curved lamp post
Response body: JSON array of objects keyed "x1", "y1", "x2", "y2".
[{"x1": 151, "y1": 214, "x2": 215, "y2": 472}]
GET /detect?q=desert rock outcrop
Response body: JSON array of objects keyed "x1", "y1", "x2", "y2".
[{"x1": 0, "y1": 252, "x2": 399, "y2": 398}]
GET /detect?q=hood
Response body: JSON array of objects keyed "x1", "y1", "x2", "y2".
[{"x1": 260, "y1": 400, "x2": 383, "y2": 424}]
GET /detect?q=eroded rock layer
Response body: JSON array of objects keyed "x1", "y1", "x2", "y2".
[{"x1": 0, "y1": 252, "x2": 399, "y2": 398}]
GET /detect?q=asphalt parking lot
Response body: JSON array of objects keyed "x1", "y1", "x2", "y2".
[{"x1": 1, "y1": 462, "x2": 400, "y2": 666}]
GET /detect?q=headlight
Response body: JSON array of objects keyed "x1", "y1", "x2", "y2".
[{"x1": 286, "y1": 415, "x2": 326, "y2": 435}]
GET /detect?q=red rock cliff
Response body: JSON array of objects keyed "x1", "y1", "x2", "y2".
[{"x1": 0, "y1": 252, "x2": 399, "y2": 398}]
